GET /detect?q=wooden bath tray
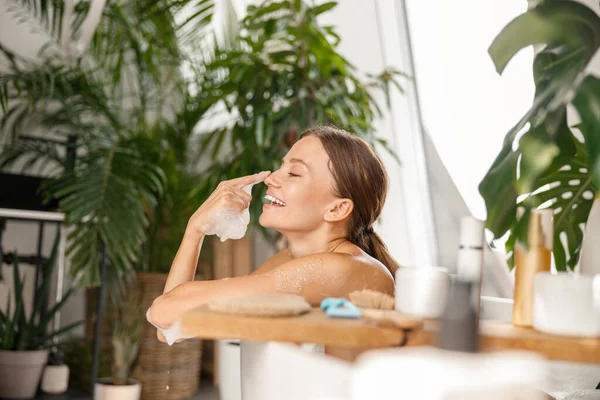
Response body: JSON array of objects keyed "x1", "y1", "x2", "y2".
[
  {"x1": 180, "y1": 306, "x2": 600, "y2": 364},
  {"x1": 180, "y1": 306, "x2": 422, "y2": 349}
]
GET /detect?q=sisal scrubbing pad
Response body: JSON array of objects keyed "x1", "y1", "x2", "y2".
[{"x1": 207, "y1": 294, "x2": 311, "y2": 317}]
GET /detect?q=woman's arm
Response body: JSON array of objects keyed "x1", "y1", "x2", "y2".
[
  {"x1": 148, "y1": 252, "x2": 361, "y2": 339},
  {"x1": 163, "y1": 230, "x2": 205, "y2": 294},
  {"x1": 151, "y1": 172, "x2": 270, "y2": 342},
  {"x1": 160, "y1": 171, "x2": 270, "y2": 294}
]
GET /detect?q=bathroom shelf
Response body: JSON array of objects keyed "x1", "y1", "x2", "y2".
[
  {"x1": 180, "y1": 307, "x2": 600, "y2": 364},
  {"x1": 416, "y1": 321, "x2": 600, "y2": 365},
  {"x1": 181, "y1": 306, "x2": 422, "y2": 349}
]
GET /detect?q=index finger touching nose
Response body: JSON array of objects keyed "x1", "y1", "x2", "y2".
[{"x1": 229, "y1": 171, "x2": 271, "y2": 188}]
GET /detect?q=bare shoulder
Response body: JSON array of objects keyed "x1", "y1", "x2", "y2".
[
  {"x1": 265, "y1": 245, "x2": 394, "y2": 304},
  {"x1": 333, "y1": 242, "x2": 395, "y2": 295}
]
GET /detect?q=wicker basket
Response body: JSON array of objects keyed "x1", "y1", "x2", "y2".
[{"x1": 135, "y1": 272, "x2": 204, "y2": 400}]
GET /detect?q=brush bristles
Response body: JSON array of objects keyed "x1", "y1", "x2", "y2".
[{"x1": 349, "y1": 289, "x2": 395, "y2": 310}]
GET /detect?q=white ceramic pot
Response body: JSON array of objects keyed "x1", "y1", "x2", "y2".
[
  {"x1": 94, "y1": 378, "x2": 141, "y2": 400},
  {"x1": 533, "y1": 272, "x2": 600, "y2": 337},
  {"x1": 395, "y1": 266, "x2": 450, "y2": 319},
  {"x1": 0, "y1": 349, "x2": 49, "y2": 399},
  {"x1": 41, "y1": 364, "x2": 70, "y2": 394},
  {"x1": 580, "y1": 197, "x2": 600, "y2": 276}
]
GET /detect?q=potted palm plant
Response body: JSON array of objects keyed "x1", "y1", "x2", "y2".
[
  {"x1": 41, "y1": 347, "x2": 70, "y2": 395},
  {"x1": 479, "y1": 0, "x2": 600, "y2": 273},
  {"x1": 0, "y1": 238, "x2": 81, "y2": 399},
  {"x1": 94, "y1": 286, "x2": 144, "y2": 400}
]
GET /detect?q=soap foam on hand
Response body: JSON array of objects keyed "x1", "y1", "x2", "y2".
[
  {"x1": 202, "y1": 183, "x2": 257, "y2": 242},
  {"x1": 146, "y1": 308, "x2": 196, "y2": 346}
]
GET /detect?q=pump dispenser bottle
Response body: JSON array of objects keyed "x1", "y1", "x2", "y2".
[
  {"x1": 457, "y1": 216, "x2": 485, "y2": 282},
  {"x1": 456, "y1": 216, "x2": 485, "y2": 316},
  {"x1": 438, "y1": 278, "x2": 479, "y2": 353}
]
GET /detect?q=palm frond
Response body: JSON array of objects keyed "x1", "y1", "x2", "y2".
[
  {"x1": 45, "y1": 135, "x2": 165, "y2": 286},
  {"x1": 0, "y1": 137, "x2": 64, "y2": 174}
]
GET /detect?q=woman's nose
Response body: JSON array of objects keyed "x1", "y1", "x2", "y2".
[{"x1": 264, "y1": 170, "x2": 281, "y2": 187}]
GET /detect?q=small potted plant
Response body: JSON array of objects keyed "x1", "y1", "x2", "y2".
[
  {"x1": 94, "y1": 287, "x2": 143, "y2": 400},
  {"x1": 0, "y1": 238, "x2": 81, "y2": 399},
  {"x1": 41, "y1": 347, "x2": 70, "y2": 394}
]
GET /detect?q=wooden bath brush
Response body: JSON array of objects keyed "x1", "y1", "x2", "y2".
[{"x1": 349, "y1": 290, "x2": 419, "y2": 328}]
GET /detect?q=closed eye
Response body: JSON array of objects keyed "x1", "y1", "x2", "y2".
[{"x1": 287, "y1": 172, "x2": 300, "y2": 177}]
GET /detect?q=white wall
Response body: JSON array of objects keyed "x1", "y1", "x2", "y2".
[{"x1": 404, "y1": 0, "x2": 535, "y2": 222}]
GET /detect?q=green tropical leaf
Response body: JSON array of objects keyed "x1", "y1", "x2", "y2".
[
  {"x1": 2, "y1": 293, "x2": 14, "y2": 350},
  {"x1": 488, "y1": 0, "x2": 600, "y2": 74},
  {"x1": 312, "y1": 1, "x2": 337, "y2": 16},
  {"x1": 506, "y1": 135, "x2": 595, "y2": 271},
  {"x1": 572, "y1": 75, "x2": 600, "y2": 191},
  {"x1": 43, "y1": 320, "x2": 85, "y2": 345},
  {"x1": 42, "y1": 137, "x2": 165, "y2": 286},
  {"x1": 479, "y1": 145, "x2": 520, "y2": 236},
  {"x1": 29, "y1": 234, "x2": 60, "y2": 327},
  {"x1": 12, "y1": 255, "x2": 28, "y2": 350},
  {"x1": 37, "y1": 287, "x2": 76, "y2": 339}
]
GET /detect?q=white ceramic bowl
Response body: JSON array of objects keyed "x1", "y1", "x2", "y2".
[
  {"x1": 395, "y1": 266, "x2": 450, "y2": 319},
  {"x1": 533, "y1": 272, "x2": 600, "y2": 337}
]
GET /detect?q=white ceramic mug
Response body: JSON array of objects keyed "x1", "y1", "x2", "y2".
[
  {"x1": 395, "y1": 266, "x2": 451, "y2": 319},
  {"x1": 533, "y1": 272, "x2": 600, "y2": 337}
]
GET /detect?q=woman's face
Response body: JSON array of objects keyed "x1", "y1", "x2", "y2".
[{"x1": 259, "y1": 136, "x2": 340, "y2": 233}]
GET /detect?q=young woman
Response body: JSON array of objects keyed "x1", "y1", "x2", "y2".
[{"x1": 147, "y1": 126, "x2": 400, "y2": 343}]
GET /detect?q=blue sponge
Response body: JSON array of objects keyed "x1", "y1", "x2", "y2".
[{"x1": 320, "y1": 298, "x2": 361, "y2": 319}]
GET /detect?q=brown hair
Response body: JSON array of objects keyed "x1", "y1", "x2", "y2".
[{"x1": 300, "y1": 126, "x2": 400, "y2": 276}]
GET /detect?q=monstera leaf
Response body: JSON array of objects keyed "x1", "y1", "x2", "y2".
[
  {"x1": 505, "y1": 134, "x2": 595, "y2": 271},
  {"x1": 480, "y1": 0, "x2": 600, "y2": 238}
]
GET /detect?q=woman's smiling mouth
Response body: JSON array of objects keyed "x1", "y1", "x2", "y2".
[{"x1": 264, "y1": 193, "x2": 286, "y2": 207}]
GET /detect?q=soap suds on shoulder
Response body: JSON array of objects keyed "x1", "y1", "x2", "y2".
[{"x1": 269, "y1": 256, "x2": 349, "y2": 294}]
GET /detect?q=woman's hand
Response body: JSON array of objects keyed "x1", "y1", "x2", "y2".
[
  {"x1": 186, "y1": 171, "x2": 270, "y2": 236},
  {"x1": 148, "y1": 292, "x2": 184, "y2": 344},
  {"x1": 149, "y1": 284, "x2": 201, "y2": 344},
  {"x1": 148, "y1": 293, "x2": 175, "y2": 329}
]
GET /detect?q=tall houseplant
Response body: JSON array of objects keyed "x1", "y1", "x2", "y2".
[
  {"x1": 0, "y1": 237, "x2": 82, "y2": 399},
  {"x1": 479, "y1": 0, "x2": 600, "y2": 272},
  {"x1": 193, "y1": 0, "x2": 407, "y2": 236}
]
